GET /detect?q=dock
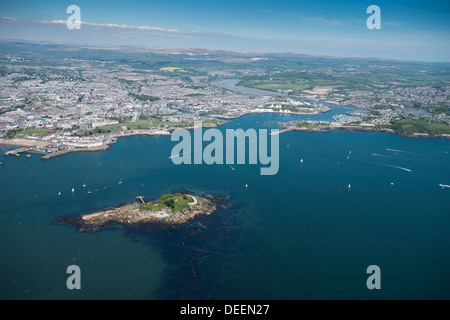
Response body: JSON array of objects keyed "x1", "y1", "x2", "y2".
[
  {"x1": 41, "y1": 145, "x2": 110, "y2": 160},
  {"x1": 4, "y1": 147, "x2": 33, "y2": 157},
  {"x1": 270, "y1": 128, "x2": 293, "y2": 136},
  {"x1": 136, "y1": 196, "x2": 146, "y2": 204}
]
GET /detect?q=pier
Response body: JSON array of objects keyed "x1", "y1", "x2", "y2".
[
  {"x1": 270, "y1": 128, "x2": 293, "y2": 136},
  {"x1": 4, "y1": 147, "x2": 33, "y2": 157},
  {"x1": 136, "y1": 196, "x2": 146, "y2": 204}
]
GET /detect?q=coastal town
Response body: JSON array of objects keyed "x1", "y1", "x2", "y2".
[
  {"x1": 0, "y1": 49, "x2": 331, "y2": 158},
  {"x1": 1, "y1": 44, "x2": 450, "y2": 159}
]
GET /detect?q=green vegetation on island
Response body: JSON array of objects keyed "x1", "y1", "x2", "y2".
[
  {"x1": 138, "y1": 193, "x2": 193, "y2": 213},
  {"x1": 55, "y1": 193, "x2": 218, "y2": 233},
  {"x1": 296, "y1": 121, "x2": 320, "y2": 128}
]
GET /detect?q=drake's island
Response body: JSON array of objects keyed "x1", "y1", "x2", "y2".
[{"x1": 56, "y1": 193, "x2": 218, "y2": 232}]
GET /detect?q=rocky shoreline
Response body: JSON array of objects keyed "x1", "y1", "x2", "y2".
[
  {"x1": 55, "y1": 193, "x2": 223, "y2": 233},
  {"x1": 279, "y1": 124, "x2": 450, "y2": 139}
]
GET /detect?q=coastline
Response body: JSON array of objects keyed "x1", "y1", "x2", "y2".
[
  {"x1": 0, "y1": 122, "x2": 225, "y2": 159},
  {"x1": 3, "y1": 110, "x2": 449, "y2": 161},
  {"x1": 1, "y1": 129, "x2": 172, "y2": 160},
  {"x1": 0, "y1": 138, "x2": 51, "y2": 148},
  {"x1": 276, "y1": 124, "x2": 450, "y2": 139}
]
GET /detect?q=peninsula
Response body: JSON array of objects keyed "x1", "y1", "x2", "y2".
[
  {"x1": 276, "y1": 119, "x2": 450, "y2": 139},
  {"x1": 56, "y1": 193, "x2": 218, "y2": 233}
]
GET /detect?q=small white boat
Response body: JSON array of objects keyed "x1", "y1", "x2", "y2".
[
  {"x1": 348, "y1": 184, "x2": 351, "y2": 189},
  {"x1": 118, "y1": 179, "x2": 123, "y2": 185},
  {"x1": 390, "y1": 182, "x2": 394, "y2": 186},
  {"x1": 82, "y1": 183, "x2": 86, "y2": 188},
  {"x1": 26, "y1": 154, "x2": 31, "y2": 158},
  {"x1": 87, "y1": 189, "x2": 92, "y2": 194},
  {"x1": 245, "y1": 184, "x2": 248, "y2": 188},
  {"x1": 300, "y1": 158, "x2": 303, "y2": 164},
  {"x1": 71, "y1": 188, "x2": 75, "y2": 193},
  {"x1": 58, "y1": 191, "x2": 61, "y2": 196}
]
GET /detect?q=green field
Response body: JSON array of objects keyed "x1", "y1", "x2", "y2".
[
  {"x1": 5, "y1": 128, "x2": 49, "y2": 138},
  {"x1": 126, "y1": 123, "x2": 150, "y2": 130},
  {"x1": 128, "y1": 92, "x2": 160, "y2": 102},
  {"x1": 390, "y1": 118, "x2": 450, "y2": 135},
  {"x1": 238, "y1": 69, "x2": 450, "y2": 95}
]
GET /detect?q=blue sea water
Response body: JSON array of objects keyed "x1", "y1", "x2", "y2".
[{"x1": 1, "y1": 112, "x2": 450, "y2": 299}]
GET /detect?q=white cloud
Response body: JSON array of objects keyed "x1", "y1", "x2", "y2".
[
  {"x1": 0, "y1": 16, "x2": 21, "y2": 23},
  {"x1": 38, "y1": 19, "x2": 190, "y2": 34},
  {"x1": 302, "y1": 17, "x2": 344, "y2": 26}
]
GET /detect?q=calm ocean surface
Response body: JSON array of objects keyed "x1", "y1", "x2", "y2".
[{"x1": 1, "y1": 110, "x2": 450, "y2": 299}]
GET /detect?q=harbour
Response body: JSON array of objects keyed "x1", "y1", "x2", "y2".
[{"x1": 1, "y1": 112, "x2": 449, "y2": 299}]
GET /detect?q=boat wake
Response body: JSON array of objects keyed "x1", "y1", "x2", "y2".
[
  {"x1": 384, "y1": 164, "x2": 412, "y2": 172},
  {"x1": 169, "y1": 148, "x2": 202, "y2": 159},
  {"x1": 372, "y1": 153, "x2": 395, "y2": 158},
  {"x1": 386, "y1": 148, "x2": 420, "y2": 155}
]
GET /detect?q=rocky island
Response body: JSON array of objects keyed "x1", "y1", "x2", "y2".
[{"x1": 56, "y1": 193, "x2": 218, "y2": 233}]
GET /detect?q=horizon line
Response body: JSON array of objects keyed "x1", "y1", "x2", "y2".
[{"x1": 1, "y1": 38, "x2": 449, "y2": 64}]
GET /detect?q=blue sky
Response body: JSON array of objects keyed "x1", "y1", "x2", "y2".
[{"x1": 0, "y1": 0, "x2": 449, "y2": 61}]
